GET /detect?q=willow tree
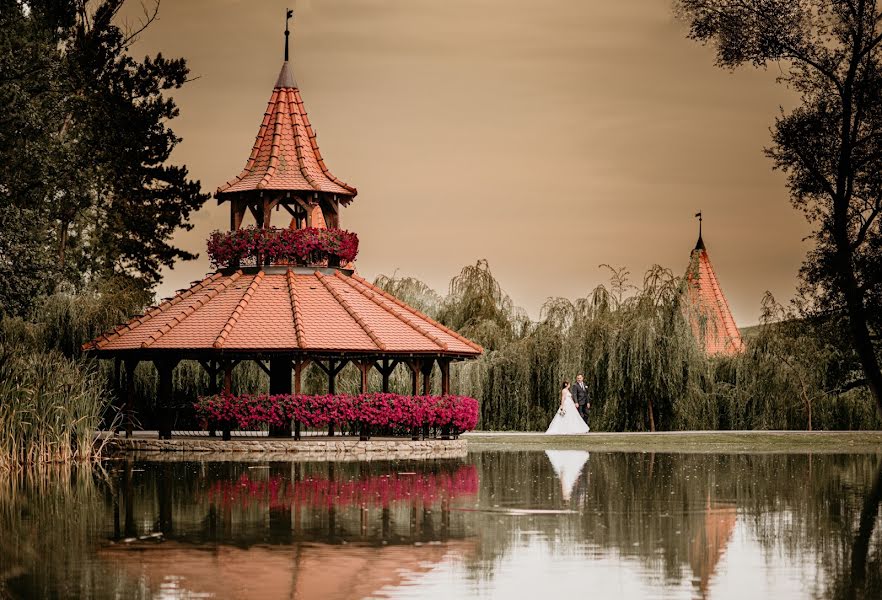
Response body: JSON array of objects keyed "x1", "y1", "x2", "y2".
[{"x1": 676, "y1": 0, "x2": 882, "y2": 415}]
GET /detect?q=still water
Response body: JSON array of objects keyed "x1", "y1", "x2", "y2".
[{"x1": 1, "y1": 450, "x2": 880, "y2": 599}]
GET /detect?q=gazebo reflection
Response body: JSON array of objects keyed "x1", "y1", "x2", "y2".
[
  {"x1": 104, "y1": 459, "x2": 478, "y2": 598},
  {"x1": 109, "y1": 459, "x2": 477, "y2": 546},
  {"x1": 100, "y1": 540, "x2": 475, "y2": 599}
]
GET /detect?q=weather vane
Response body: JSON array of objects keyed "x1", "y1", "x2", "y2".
[
  {"x1": 284, "y1": 8, "x2": 294, "y2": 62},
  {"x1": 695, "y1": 210, "x2": 702, "y2": 238}
]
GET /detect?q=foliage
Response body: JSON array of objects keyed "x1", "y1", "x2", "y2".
[
  {"x1": 437, "y1": 259, "x2": 530, "y2": 351},
  {"x1": 675, "y1": 0, "x2": 882, "y2": 413},
  {"x1": 0, "y1": 0, "x2": 207, "y2": 317},
  {"x1": 193, "y1": 392, "x2": 479, "y2": 435},
  {"x1": 373, "y1": 261, "x2": 878, "y2": 431},
  {"x1": 206, "y1": 227, "x2": 359, "y2": 268},
  {"x1": 372, "y1": 273, "x2": 443, "y2": 318}
]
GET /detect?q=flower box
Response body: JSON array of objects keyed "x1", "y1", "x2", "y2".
[
  {"x1": 194, "y1": 392, "x2": 480, "y2": 437},
  {"x1": 207, "y1": 227, "x2": 359, "y2": 268}
]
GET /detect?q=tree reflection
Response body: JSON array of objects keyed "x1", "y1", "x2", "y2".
[{"x1": 466, "y1": 450, "x2": 882, "y2": 599}]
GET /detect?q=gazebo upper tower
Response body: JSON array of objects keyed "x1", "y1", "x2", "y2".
[
  {"x1": 215, "y1": 10, "x2": 356, "y2": 232},
  {"x1": 685, "y1": 213, "x2": 745, "y2": 356},
  {"x1": 82, "y1": 11, "x2": 482, "y2": 441}
]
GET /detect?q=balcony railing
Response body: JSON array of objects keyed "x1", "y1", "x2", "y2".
[{"x1": 207, "y1": 227, "x2": 359, "y2": 269}]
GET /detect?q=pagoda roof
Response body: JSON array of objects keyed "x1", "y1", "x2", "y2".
[
  {"x1": 216, "y1": 62, "x2": 357, "y2": 198},
  {"x1": 84, "y1": 269, "x2": 482, "y2": 357},
  {"x1": 686, "y1": 241, "x2": 744, "y2": 356}
]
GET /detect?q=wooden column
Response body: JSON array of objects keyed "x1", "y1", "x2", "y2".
[
  {"x1": 420, "y1": 360, "x2": 434, "y2": 439},
  {"x1": 376, "y1": 358, "x2": 398, "y2": 393},
  {"x1": 222, "y1": 360, "x2": 234, "y2": 441},
  {"x1": 357, "y1": 360, "x2": 372, "y2": 441},
  {"x1": 381, "y1": 359, "x2": 391, "y2": 392},
  {"x1": 155, "y1": 359, "x2": 178, "y2": 440},
  {"x1": 230, "y1": 197, "x2": 246, "y2": 231},
  {"x1": 268, "y1": 357, "x2": 292, "y2": 438},
  {"x1": 112, "y1": 358, "x2": 122, "y2": 433},
  {"x1": 327, "y1": 359, "x2": 337, "y2": 437},
  {"x1": 319, "y1": 359, "x2": 347, "y2": 437},
  {"x1": 199, "y1": 359, "x2": 220, "y2": 437},
  {"x1": 293, "y1": 358, "x2": 307, "y2": 440},
  {"x1": 440, "y1": 359, "x2": 451, "y2": 395},
  {"x1": 123, "y1": 358, "x2": 138, "y2": 439},
  {"x1": 408, "y1": 360, "x2": 420, "y2": 396},
  {"x1": 358, "y1": 360, "x2": 371, "y2": 393},
  {"x1": 421, "y1": 359, "x2": 434, "y2": 395}
]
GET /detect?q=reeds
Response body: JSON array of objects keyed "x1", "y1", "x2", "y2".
[{"x1": 0, "y1": 344, "x2": 113, "y2": 469}]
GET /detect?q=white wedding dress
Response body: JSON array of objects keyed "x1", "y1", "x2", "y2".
[{"x1": 544, "y1": 389, "x2": 590, "y2": 434}]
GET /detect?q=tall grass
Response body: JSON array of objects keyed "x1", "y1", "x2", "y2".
[
  {"x1": 0, "y1": 285, "x2": 134, "y2": 469},
  {"x1": 0, "y1": 344, "x2": 114, "y2": 469}
]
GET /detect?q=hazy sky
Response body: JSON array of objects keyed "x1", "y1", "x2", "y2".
[{"x1": 126, "y1": 0, "x2": 809, "y2": 326}]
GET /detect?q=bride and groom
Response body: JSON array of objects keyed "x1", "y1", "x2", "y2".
[{"x1": 545, "y1": 374, "x2": 590, "y2": 435}]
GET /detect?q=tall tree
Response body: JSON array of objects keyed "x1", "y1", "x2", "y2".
[
  {"x1": 676, "y1": 0, "x2": 882, "y2": 414},
  {"x1": 0, "y1": 0, "x2": 207, "y2": 317}
]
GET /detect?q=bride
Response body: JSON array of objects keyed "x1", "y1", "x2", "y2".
[{"x1": 545, "y1": 380, "x2": 590, "y2": 435}]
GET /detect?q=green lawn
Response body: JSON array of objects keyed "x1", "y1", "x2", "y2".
[{"x1": 464, "y1": 430, "x2": 882, "y2": 453}]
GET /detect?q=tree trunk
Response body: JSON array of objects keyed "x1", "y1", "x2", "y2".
[{"x1": 843, "y1": 281, "x2": 882, "y2": 415}]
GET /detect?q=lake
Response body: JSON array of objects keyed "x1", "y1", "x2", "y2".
[{"x1": 0, "y1": 449, "x2": 879, "y2": 599}]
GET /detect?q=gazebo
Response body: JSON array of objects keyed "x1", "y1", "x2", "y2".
[{"x1": 83, "y1": 15, "x2": 482, "y2": 439}]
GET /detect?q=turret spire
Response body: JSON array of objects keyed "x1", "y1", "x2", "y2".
[
  {"x1": 284, "y1": 8, "x2": 293, "y2": 62},
  {"x1": 694, "y1": 211, "x2": 705, "y2": 250}
]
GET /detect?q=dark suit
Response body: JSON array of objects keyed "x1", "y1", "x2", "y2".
[{"x1": 572, "y1": 381, "x2": 590, "y2": 424}]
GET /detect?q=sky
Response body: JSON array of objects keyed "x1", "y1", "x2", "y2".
[{"x1": 124, "y1": 0, "x2": 810, "y2": 326}]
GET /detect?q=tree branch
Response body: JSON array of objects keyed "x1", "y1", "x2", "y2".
[{"x1": 122, "y1": 1, "x2": 161, "y2": 46}]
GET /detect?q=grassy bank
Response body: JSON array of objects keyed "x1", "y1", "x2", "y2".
[{"x1": 464, "y1": 430, "x2": 882, "y2": 454}]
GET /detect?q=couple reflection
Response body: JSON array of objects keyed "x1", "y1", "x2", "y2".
[{"x1": 545, "y1": 450, "x2": 590, "y2": 502}]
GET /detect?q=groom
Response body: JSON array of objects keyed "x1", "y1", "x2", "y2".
[{"x1": 573, "y1": 373, "x2": 590, "y2": 426}]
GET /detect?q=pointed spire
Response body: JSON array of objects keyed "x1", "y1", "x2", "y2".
[
  {"x1": 694, "y1": 211, "x2": 705, "y2": 250},
  {"x1": 685, "y1": 220, "x2": 744, "y2": 356},
  {"x1": 276, "y1": 9, "x2": 297, "y2": 88},
  {"x1": 284, "y1": 8, "x2": 293, "y2": 62},
  {"x1": 216, "y1": 11, "x2": 356, "y2": 200}
]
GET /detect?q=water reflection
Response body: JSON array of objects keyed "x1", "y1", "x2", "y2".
[
  {"x1": 0, "y1": 452, "x2": 880, "y2": 599},
  {"x1": 545, "y1": 450, "x2": 589, "y2": 502}
]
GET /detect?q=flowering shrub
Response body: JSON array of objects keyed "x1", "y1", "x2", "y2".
[
  {"x1": 207, "y1": 227, "x2": 359, "y2": 268},
  {"x1": 194, "y1": 392, "x2": 479, "y2": 435}
]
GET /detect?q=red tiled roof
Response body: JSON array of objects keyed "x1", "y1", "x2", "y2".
[
  {"x1": 686, "y1": 239, "x2": 744, "y2": 356},
  {"x1": 216, "y1": 62, "x2": 357, "y2": 198},
  {"x1": 84, "y1": 269, "x2": 483, "y2": 356}
]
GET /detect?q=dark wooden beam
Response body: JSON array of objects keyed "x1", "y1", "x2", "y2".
[
  {"x1": 123, "y1": 358, "x2": 139, "y2": 438},
  {"x1": 155, "y1": 358, "x2": 179, "y2": 440},
  {"x1": 254, "y1": 360, "x2": 271, "y2": 377},
  {"x1": 439, "y1": 359, "x2": 451, "y2": 396},
  {"x1": 222, "y1": 360, "x2": 234, "y2": 441},
  {"x1": 421, "y1": 359, "x2": 433, "y2": 395},
  {"x1": 268, "y1": 357, "x2": 292, "y2": 438}
]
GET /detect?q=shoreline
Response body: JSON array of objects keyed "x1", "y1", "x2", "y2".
[{"x1": 463, "y1": 430, "x2": 882, "y2": 454}]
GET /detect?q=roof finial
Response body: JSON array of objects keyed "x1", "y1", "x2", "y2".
[
  {"x1": 694, "y1": 211, "x2": 705, "y2": 250},
  {"x1": 284, "y1": 8, "x2": 293, "y2": 62}
]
